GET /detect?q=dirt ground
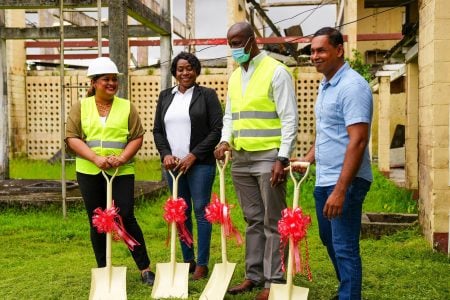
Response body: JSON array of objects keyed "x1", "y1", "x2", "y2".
[{"x1": 0, "y1": 179, "x2": 167, "y2": 207}]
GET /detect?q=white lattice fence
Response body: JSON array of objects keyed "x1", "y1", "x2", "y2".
[
  {"x1": 294, "y1": 68, "x2": 321, "y2": 157},
  {"x1": 24, "y1": 69, "x2": 321, "y2": 159},
  {"x1": 129, "y1": 75, "x2": 161, "y2": 158}
]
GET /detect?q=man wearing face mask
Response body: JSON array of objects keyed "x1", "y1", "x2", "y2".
[{"x1": 214, "y1": 22, "x2": 298, "y2": 300}]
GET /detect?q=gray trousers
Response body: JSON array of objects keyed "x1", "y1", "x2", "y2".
[{"x1": 231, "y1": 148, "x2": 287, "y2": 288}]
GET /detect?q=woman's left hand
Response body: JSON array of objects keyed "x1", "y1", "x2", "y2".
[{"x1": 174, "y1": 153, "x2": 196, "y2": 173}]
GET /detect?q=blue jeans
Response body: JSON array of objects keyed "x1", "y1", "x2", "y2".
[
  {"x1": 314, "y1": 177, "x2": 371, "y2": 300},
  {"x1": 164, "y1": 164, "x2": 216, "y2": 266}
]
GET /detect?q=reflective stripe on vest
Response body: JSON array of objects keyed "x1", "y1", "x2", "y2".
[
  {"x1": 86, "y1": 140, "x2": 127, "y2": 149},
  {"x1": 228, "y1": 56, "x2": 290, "y2": 151},
  {"x1": 76, "y1": 96, "x2": 134, "y2": 176},
  {"x1": 233, "y1": 128, "x2": 281, "y2": 137}
]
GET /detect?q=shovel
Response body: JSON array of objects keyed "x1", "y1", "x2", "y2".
[
  {"x1": 200, "y1": 151, "x2": 236, "y2": 300},
  {"x1": 269, "y1": 161, "x2": 311, "y2": 300},
  {"x1": 89, "y1": 169, "x2": 127, "y2": 300},
  {"x1": 151, "y1": 170, "x2": 189, "y2": 299}
]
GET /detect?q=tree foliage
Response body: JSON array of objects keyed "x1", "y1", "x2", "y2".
[{"x1": 346, "y1": 49, "x2": 373, "y2": 82}]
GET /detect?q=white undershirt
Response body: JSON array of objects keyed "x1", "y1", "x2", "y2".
[
  {"x1": 99, "y1": 116, "x2": 107, "y2": 125},
  {"x1": 164, "y1": 86, "x2": 193, "y2": 158}
]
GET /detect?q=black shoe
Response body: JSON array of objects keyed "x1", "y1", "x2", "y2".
[{"x1": 141, "y1": 270, "x2": 155, "y2": 286}]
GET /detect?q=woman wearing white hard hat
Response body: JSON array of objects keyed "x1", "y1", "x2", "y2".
[{"x1": 65, "y1": 57, "x2": 155, "y2": 285}]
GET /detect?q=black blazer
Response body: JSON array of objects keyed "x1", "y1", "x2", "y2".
[{"x1": 153, "y1": 84, "x2": 223, "y2": 165}]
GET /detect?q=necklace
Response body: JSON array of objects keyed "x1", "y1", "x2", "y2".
[{"x1": 96, "y1": 101, "x2": 112, "y2": 117}]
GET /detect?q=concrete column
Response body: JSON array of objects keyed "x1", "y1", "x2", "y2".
[
  {"x1": 39, "y1": 9, "x2": 57, "y2": 58},
  {"x1": 160, "y1": 0, "x2": 172, "y2": 90},
  {"x1": 378, "y1": 76, "x2": 391, "y2": 175},
  {"x1": 405, "y1": 61, "x2": 419, "y2": 190},
  {"x1": 186, "y1": 0, "x2": 195, "y2": 52},
  {"x1": 7, "y1": 10, "x2": 26, "y2": 158},
  {"x1": 0, "y1": 11, "x2": 8, "y2": 179},
  {"x1": 137, "y1": 0, "x2": 151, "y2": 67},
  {"x1": 226, "y1": 0, "x2": 246, "y2": 75},
  {"x1": 109, "y1": 1, "x2": 128, "y2": 98},
  {"x1": 344, "y1": 0, "x2": 357, "y2": 59}
]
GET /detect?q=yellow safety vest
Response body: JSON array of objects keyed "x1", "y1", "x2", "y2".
[
  {"x1": 228, "y1": 56, "x2": 289, "y2": 151},
  {"x1": 76, "y1": 96, "x2": 134, "y2": 176}
]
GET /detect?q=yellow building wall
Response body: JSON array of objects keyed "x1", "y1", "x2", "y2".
[
  {"x1": 356, "y1": 0, "x2": 404, "y2": 57},
  {"x1": 341, "y1": 0, "x2": 404, "y2": 60},
  {"x1": 390, "y1": 92, "x2": 407, "y2": 140},
  {"x1": 370, "y1": 89, "x2": 405, "y2": 163},
  {"x1": 418, "y1": 0, "x2": 450, "y2": 251}
]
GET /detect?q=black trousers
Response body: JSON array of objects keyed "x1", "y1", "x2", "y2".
[{"x1": 77, "y1": 172, "x2": 150, "y2": 270}]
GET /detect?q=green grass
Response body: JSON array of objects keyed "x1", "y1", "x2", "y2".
[
  {"x1": 1, "y1": 160, "x2": 448, "y2": 299},
  {"x1": 363, "y1": 166, "x2": 417, "y2": 214},
  {"x1": 9, "y1": 158, "x2": 162, "y2": 181}
]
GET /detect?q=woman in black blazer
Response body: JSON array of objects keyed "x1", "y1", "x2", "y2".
[{"x1": 153, "y1": 52, "x2": 223, "y2": 280}]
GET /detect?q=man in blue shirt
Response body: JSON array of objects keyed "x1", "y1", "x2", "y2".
[{"x1": 294, "y1": 27, "x2": 373, "y2": 299}]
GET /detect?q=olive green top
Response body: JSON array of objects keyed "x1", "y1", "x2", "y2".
[{"x1": 65, "y1": 100, "x2": 145, "y2": 141}]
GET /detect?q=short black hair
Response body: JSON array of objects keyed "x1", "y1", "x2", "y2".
[
  {"x1": 312, "y1": 27, "x2": 344, "y2": 47},
  {"x1": 170, "y1": 52, "x2": 201, "y2": 77}
]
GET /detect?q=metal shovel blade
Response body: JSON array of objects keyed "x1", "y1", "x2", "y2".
[
  {"x1": 89, "y1": 266, "x2": 127, "y2": 300},
  {"x1": 151, "y1": 262, "x2": 189, "y2": 299},
  {"x1": 269, "y1": 283, "x2": 309, "y2": 300},
  {"x1": 199, "y1": 261, "x2": 236, "y2": 300}
]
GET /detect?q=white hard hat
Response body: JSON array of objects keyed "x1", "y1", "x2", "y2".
[{"x1": 86, "y1": 57, "x2": 120, "y2": 78}]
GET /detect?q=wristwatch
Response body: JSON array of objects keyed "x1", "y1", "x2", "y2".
[{"x1": 276, "y1": 156, "x2": 289, "y2": 166}]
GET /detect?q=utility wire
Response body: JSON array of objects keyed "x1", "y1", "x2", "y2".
[
  {"x1": 152, "y1": 0, "x2": 414, "y2": 67},
  {"x1": 299, "y1": 0, "x2": 331, "y2": 26},
  {"x1": 169, "y1": 1, "x2": 329, "y2": 65},
  {"x1": 271, "y1": 0, "x2": 333, "y2": 27}
]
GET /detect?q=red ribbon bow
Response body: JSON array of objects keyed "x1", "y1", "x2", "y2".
[
  {"x1": 92, "y1": 201, "x2": 141, "y2": 251},
  {"x1": 205, "y1": 193, "x2": 243, "y2": 245},
  {"x1": 278, "y1": 207, "x2": 312, "y2": 280},
  {"x1": 163, "y1": 197, "x2": 193, "y2": 248}
]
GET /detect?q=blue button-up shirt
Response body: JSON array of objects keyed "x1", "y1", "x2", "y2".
[{"x1": 315, "y1": 62, "x2": 373, "y2": 186}]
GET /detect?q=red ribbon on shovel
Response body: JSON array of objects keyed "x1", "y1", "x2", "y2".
[
  {"x1": 278, "y1": 207, "x2": 312, "y2": 281},
  {"x1": 205, "y1": 193, "x2": 243, "y2": 245},
  {"x1": 92, "y1": 201, "x2": 141, "y2": 251},
  {"x1": 163, "y1": 197, "x2": 193, "y2": 247}
]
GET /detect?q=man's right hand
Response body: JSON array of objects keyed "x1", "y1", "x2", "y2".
[{"x1": 214, "y1": 141, "x2": 231, "y2": 160}]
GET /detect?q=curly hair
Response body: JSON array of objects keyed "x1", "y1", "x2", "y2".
[{"x1": 170, "y1": 52, "x2": 201, "y2": 77}]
